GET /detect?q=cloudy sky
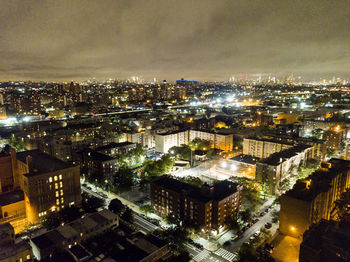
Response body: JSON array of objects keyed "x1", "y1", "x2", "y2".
[{"x1": 0, "y1": 0, "x2": 349, "y2": 81}]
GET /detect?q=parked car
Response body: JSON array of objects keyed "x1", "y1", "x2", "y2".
[
  {"x1": 253, "y1": 218, "x2": 259, "y2": 223},
  {"x1": 259, "y1": 212, "x2": 266, "y2": 217},
  {"x1": 265, "y1": 222, "x2": 272, "y2": 229},
  {"x1": 254, "y1": 231, "x2": 261, "y2": 237},
  {"x1": 264, "y1": 208, "x2": 269, "y2": 213},
  {"x1": 231, "y1": 235, "x2": 239, "y2": 241},
  {"x1": 188, "y1": 239, "x2": 195, "y2": 245}
]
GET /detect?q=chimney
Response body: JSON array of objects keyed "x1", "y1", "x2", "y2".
[{"x1": 26, "y1": 155, "x2": 33, "y2": 173}]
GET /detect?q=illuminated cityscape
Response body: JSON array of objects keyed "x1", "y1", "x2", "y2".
[{"x1": 0, "y1": 1, "x2": 349, "y2": 262}]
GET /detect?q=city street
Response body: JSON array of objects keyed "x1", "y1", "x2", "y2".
[{"x1": 82, "y1": 182, "x2": 279, "y2": 262}]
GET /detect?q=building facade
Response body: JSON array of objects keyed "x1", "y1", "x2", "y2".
[
  {"x1": 280, "y1": 159, "x2": 350, "y2": 238},
  {"x1": 243, "y1": 138, "x2": 293, "y2": 159},
  {"x1": 151, "y1": 176, "x2": 242, "y2": 235},
  {"x1": 299, "y1": 217, "x2": 350, "y2": 262},
  {"x1": 0, "y1": 148, "x2": 82, "y2": 231},
  {"x1": 256, "y1": 144, "x2": 312, "y2": 194}
]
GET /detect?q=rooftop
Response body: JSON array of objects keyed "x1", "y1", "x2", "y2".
[
  {"x1": 16, "y1": 150, "x2": 75, "y2": 176},
  {"x1": 284, "y1": 158, "x2": 350, "y2": 201},
  {"x1": 89, "y1": 151, "x2": 115, "y2": 162},
  {"x1": 152, "y1": 176, "x2": 241, "y2": 202},
  {"x1": 244, "y1": 136, "x2": 294, "y2": 146},
  {"x1": 230, "y1": 154, "x2": 259, "y2": 165},
  {"x1": 259, "y1": 144, "x2": 311, "y2": 166},
  {"x1": 0, "y1": 190, "x2": 24, "y2": 206},
  {"x1": 301, "y1": 216, "x2": 350, "y2": 255},
  {"x1": 95, "y1": 141, "x2": 135, "y2": 151}
]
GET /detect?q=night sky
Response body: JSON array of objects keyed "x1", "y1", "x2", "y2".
[{"x1": 0, "y1": 0, "x2": 349, "y2": 81}]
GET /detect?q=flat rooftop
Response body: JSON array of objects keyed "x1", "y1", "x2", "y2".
[
  {"x1": 230, "y1": 154, "x2": 259, "y2": 165},
  {"x1": 152, "y1": 176, "x2": 240, "y2": 202},
  {"x1": 0, "y1": 190, "x2": 24, "y2": 206},
  {"x1": 17, "y1": 150, "x2": 75, "y2": 176},
  {"x1": 284, "y1": 158, "x2": 350, "y2": 201},
  {"x1": 259, "y1": 144, "x2": 311, "y2": 166},
  {"x1": 244, "y1": 137, "x2": 294, "y2": 146},
  {"x1": 95, "y1": 141, "x2": 135, "y2": 151}
]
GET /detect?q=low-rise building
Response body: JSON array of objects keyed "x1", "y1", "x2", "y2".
[
  {"x1": 151, "y1": 176, "x2": 242, "y2": 235},
  {"x1": 0, "y1": 223, "x2": 33, "y2": 262},
  {"x1": 30, "y1": 209, "x2": 118, "y2": 261},
  {"x1": 0, "y1": 190, "x2": 26, "y2": 234},
  {"x1": 280, "y1": 159, "x2": 350, "y2": 238}
]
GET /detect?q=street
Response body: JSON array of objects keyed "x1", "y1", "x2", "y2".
[{"x1": 82, "y1": 182, "x2": 277, "y2": 262}]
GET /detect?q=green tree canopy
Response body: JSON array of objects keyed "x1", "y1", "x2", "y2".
[{"x1": 108, "y1": 198, "x2": 125, "y2": 215}]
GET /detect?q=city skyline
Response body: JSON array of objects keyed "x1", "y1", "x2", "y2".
[{"x1": 0, "y1": 0, "x2": 349, "y2": 82}]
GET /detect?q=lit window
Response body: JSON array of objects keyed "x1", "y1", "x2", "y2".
[
  {"x1": 61, "y1": 198, "x2": 64, "y2": 203},
  {"x1": 56, "y1": 191, "x2": 59, "y2": 197},
  {"x1": 49, "y1": 177, "x2": 52, "y2": 183},
  {"x1": 56, "y1": 199, "x2": 60, "y2": 205},
  {"x1": 60, "y1": 181, "x2": 63, "y2": 188},
  {"x1": 54, "y1": 176, "x2": 58, "y2": 181},
  {"x1": 27, "y1": 255, "x2": 31, "y2": 259},
  {"x1": 55, "y1": 183, "x2": 58, "y2": 189},
  {"x1": 59, "y1": 174, "x2": 62, "y2": 180},
  {"x1": 60, "y1": 189, "x2": 63, "y2": 196}
]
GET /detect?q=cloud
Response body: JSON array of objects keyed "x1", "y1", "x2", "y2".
[{"x1": 0, "y1": 0, "x2": 349, "y2": 81}]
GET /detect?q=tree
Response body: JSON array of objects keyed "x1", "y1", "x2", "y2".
[
  {"x1": 271, "y1": 210, "x2": 280, "y2": 223},
  {"x1": 108, "y1": 198, "x2": 125, "y2": 215},
  {"x1": 177, "y1": 176, "x2": 203, "y2": 187},
  {"x1": 240, "y1": 209, "x2": 252, "y2": 222},
  {"x1": 165, "y1": 213, "x2": 180, "y2": 226},
  {"x1": 81, "y1": 192, "x2": 105, "y2": 213},
  {"x1": 238, "y1": 243, "x2": 257, "y2": 262},
  {"x1": 160, "y1": 226, "x2": 190, "y2": 252},
  {"x1": 140, "y1": 204, "x2": 154, "y2": 215},
  {"x1": 169, "y1": 145, "x2": 191, "y2": 161},
  {"x1": 121, "y1": 207, "x2": 134, "y2": 223},
  {"x1": 41, "y1": 206, "x2": 82, "y2": 230},
  {"x1": 226, "y1": 218, "x2": 241, "y2": 232},
  {"x1": 113, "y1": 167, "x2": 134, "y2": 192}
]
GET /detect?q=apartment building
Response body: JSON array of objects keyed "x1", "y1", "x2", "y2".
[
  {"x1": 151, "y1": 176, "x2": 242, "y2": 235},
  {"x1": 125, "y1": 131, "x2": 155, "y2": 149},
  {"x1": 154, "y1": 130, "x2": 189, "y2": 153},
  {"x1": 322, "y1": 126, "x2": 347, "y2": 151},
  {"x1": 155, "y1": 129, "x2": 233, "y2": 153},
  {"x1": 189, "y1": 130, "x2": 233, "y2": 152},
  {"x1": 0, "y1": 148, "x2": 82, "y2": 231},
  {"x1": 16, "y1": 150, "x2": 82, "y2": 223},
  {"x1": 299, "y1": 216, "x2": 350, "y2": 262},
  {"x1": 243, "y1": 138, "x2": 293, "y2": 159},
  {"x1": 280, "y1": 159, "x2": 350, "y2": 238},
  {"x1": 256, "y1": 144, "x2": 312, "y2": 194}
]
